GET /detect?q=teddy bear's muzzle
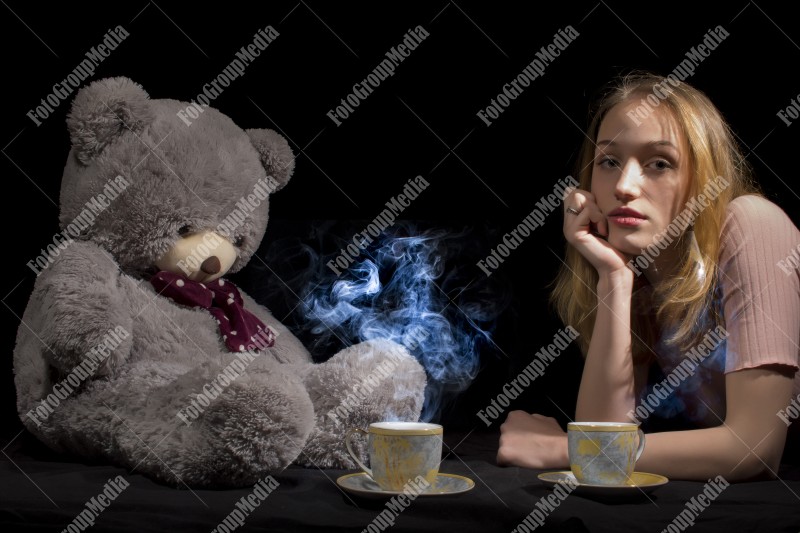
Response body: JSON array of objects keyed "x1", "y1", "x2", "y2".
[{"x1": 154, "y1": 230, "x2": 237, "y2": 282}]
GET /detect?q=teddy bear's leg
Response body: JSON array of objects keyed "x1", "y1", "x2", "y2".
[
  {"x1": 37, "y1": 356, "x2": 315, "y2": 488},
  {"x1": 296, "y1": 339, "x2": 427, "y2": 469}
]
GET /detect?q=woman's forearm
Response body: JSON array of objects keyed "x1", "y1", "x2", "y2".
[
  {"x1": 537, "y1": 423, "x2": 784, "y2": 481},
  {"x1": 575, "y1": 271, "x2": 636, "y2": 421},
  {"x1": 637, "y1": 369, "x2": 792, "y2": 480},
  {"x1": 636, "y1": 426, "x2": 780, "y2": 481}
]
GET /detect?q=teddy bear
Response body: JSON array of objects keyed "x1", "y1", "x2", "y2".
[{"x1": 13, "y1": 77, "x2": 427, "y2": 488}]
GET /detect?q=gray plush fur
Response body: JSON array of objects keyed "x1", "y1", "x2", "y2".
[{"x1": 13, "y1": 77, "x2": 426, "y2": 488}]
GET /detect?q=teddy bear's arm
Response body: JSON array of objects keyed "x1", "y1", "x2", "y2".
[{"x1": 36, "y1": 240, "x2": 133, "y2": 376}]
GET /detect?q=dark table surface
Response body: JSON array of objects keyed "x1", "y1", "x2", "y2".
[{"x1": 2, "y1": 429, "x2": 799, "y2": 533}]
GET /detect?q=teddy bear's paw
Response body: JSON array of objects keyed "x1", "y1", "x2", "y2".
[
  {"x1": 308, "y1": 339, "x2": 427, "y2": 425},
  {"x1": 296, "y1": 339, "x2": 427, "y2": 468},
  {"x1": 295, "y1": 422, "x2": 360, "y2": 469}
]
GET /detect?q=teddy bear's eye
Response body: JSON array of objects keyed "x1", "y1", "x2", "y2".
[
  {"x1": 233, "y1": 236, "x2": 245, "y2": 247},
  {"x1": 178, "y1": 225, "x2": 192, "y2": 236}
]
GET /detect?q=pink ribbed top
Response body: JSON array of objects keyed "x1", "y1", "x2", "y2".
[{"x1": 718, "y1": 195, "x2": 800, "y2": 395}]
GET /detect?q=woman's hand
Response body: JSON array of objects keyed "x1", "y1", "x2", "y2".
[
  {"x1": 496, "y1": 411, "x2": 569, "y2": 469},
  {"x1": 563, "y1": 188, "x2": 631, "y2": 278}
]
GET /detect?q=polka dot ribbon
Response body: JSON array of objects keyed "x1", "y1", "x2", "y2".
[{"x1": 150, "y1": 271, "x2": 276, "y2": 353}]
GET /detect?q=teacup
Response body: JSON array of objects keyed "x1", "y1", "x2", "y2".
[
  {"x1": 567, "y1": 422, "x2": 645, "y2": 485},
  {"x1": 345, "y1": 421, "x2": 443, "y2": 491}
]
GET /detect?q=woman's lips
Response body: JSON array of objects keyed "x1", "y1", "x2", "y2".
[
  {"x1": 607, "y1": 207, "x2": 645, "y2": 227},
  {"x1": 608, "y1": 216, "x2": 645, "y2": 227}
]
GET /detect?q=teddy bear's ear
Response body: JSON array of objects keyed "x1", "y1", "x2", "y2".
[
  {"x1": 66, "y1": 77, "x2": 154, "y2": 165},
  {"x1": 246, "y1": 128, "x2": 295, "y2": 191}
]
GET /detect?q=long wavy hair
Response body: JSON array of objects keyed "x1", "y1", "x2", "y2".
[{"x1": 550, "y1": 72, "x2": 761, "y2": 363}]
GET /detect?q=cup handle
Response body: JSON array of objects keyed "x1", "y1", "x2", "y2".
[
  {"x1": 345, "y1": 428, "x2": 373, "y2": 478},
  {"x1": 634, "y1": 428, "x2": 646, "y2": 462}
]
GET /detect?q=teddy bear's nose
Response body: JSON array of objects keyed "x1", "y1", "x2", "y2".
[{"x1": 200, "y1": 256, "x2": 221, "y2": 275}]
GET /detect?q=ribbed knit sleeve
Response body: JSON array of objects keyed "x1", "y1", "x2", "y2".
[{"x1": 718, "y1": 195, "x2": 800, "y2": 388}]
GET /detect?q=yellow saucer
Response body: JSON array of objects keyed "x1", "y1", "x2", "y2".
[
  {"x1": 337, "y1": 472, "x2": 475, "y2": 499},
  {"x1": 538, "y1": 471, "x2": 668, "y2": 499}
]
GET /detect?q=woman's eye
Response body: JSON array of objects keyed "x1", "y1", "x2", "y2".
[
  {"x1": 649, "y1": 159, "x2": 672, "y2": 171},
  {"x1": 597, "y1": 157, "x2": 618, "y2": 168},
  {"x1": 234, "y1": 236, "x2": 245, "y2": 247},
  {"x1": 178, "y1": 225, "x2": 191, "y2": 236}
]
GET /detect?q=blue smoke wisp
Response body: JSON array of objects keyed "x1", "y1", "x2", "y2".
[{"x1": 299, "y1": 226, "x2": 502, "y2": 421}]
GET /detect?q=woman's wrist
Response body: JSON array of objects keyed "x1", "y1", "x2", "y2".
[{"x1": 596, "y1": 268, "x2": 634, "y2": 295}]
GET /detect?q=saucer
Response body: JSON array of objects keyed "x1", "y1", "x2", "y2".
[
  {"x1": 538, "y1": 471, "x2": 668, "y2": 499},
  {"x1": 336, "y1": 472, "x2": 475, "y2": 499}
]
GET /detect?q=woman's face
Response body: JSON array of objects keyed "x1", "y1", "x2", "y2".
[{"x1": 591, "y1": 99, "x2": 693, "y2": 257}]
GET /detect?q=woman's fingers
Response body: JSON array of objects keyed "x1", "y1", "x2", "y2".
[
  {"x1": 497, "y1": 411, "x2": 569, "y2": 468},
  {"x1": 585, "y1": 202, "x2": 608, "y2": 238},
  {"x1": 562, "y1": 188, "x2": 630, "y2": 275},
  {"x1": 564, "y1": 189, "x2": 606, "y2": 239},
  {"x1": 596, "y1": 214, "x2": 609, "y2": 239},
  {"x1": 563, "y1": 187, "x2": 588, "y2": 215},
  {"x1": 563, "y1": 189, "x2": 588, "y2": 226}
]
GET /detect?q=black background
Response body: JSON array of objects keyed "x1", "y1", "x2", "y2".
[{"x1": 2, "y1": 1, "x2": 799, "y2": 445}]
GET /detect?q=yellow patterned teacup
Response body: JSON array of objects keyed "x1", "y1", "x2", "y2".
[
  {"x1": 345, "y1": 422, "x2": 443, "y2": 491},
  {"x1": 567, "y1": 422, "x2": 645, "y2": 485}
]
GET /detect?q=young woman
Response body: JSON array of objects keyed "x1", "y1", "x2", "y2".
[{"x1": 497, "y1": 72, "x2": 800, "y2": 481}]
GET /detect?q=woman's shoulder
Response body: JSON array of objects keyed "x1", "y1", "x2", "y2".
[
  {"x1": 715, "y1": 196, "x2": 800, "y2": 379},
  {"x1": 721, "y1": 194, "x2": 799, "y2": 245},
  {"x1": 726, "y1": 194, "x2": 790, "y2": 220}
]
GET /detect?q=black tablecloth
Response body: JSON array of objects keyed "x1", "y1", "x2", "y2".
[{"x1": 2, "y1": 430, "x2": 799, "y2": 532}]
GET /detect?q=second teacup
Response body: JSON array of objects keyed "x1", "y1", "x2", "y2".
[{"x1": 567, "y1": 421, "x2": 645, "y2": 485}]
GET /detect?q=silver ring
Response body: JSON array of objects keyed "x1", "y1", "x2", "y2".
[{"x1": 566, "y1": 206, "x2": 581, "y2": 215}]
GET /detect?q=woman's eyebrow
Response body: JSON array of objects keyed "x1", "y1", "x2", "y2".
[
  {"x1": 647, "y1": 140, "x2": 679, "y2": 149},
  {"x1": 596, "y1": 140, "x2": 678, "y2": 149}
]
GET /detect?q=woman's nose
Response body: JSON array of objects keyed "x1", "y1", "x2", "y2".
[{"x1": 615, "y1": 159, "x2": 642, "y2": 200}]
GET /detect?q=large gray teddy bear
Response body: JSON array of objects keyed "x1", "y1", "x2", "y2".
[{"x1": 13, "y1": 77, "x2": 426, "y2": 487}]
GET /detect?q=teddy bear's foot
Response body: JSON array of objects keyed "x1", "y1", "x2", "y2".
[
  {"x1": 197, "y1": 371, "x2": 316, "y2": 485},
  {"x1": 76, "y1": 360, "x2": 316, "y2": 488},
  {"x1": 297, "y1": 339, "x2": 427, "y2": 469}
]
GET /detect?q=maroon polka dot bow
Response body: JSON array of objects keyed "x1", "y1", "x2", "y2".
[{"x1": 150, "y1": 271, "x2": 276, "y2": 353}]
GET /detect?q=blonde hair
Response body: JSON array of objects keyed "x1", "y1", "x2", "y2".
[{"x1": 550, "y1": 71, "x2": 761, "y2": 362}]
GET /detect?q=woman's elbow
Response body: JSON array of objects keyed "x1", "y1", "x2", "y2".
[{"x1": 723, "y1": 446, "x2": 783, "y2": 482}]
